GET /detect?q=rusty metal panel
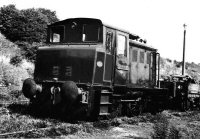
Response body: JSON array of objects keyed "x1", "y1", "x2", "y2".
[{"x1": 129, "y1": 46, "x2": 153, "y2": 87}]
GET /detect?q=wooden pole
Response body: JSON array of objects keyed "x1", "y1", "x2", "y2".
[{"x1": 182, "y1": 24, "x2": 187, "y2": 75}]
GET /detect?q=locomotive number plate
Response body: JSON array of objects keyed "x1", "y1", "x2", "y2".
[
  {"x1": 52, "y1": 66, "x2": 60, "y2": 76},
  {"x1": 65, "y1": 66, "x2": 72, "y2": 76}
]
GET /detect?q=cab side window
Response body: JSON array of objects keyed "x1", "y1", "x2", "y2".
[
  {"x1": 116, "y1": 34, "x2": 128, "y2": 69},
  {"x1": 117, "y1": 35, "x2": 127, "y2": 56}
]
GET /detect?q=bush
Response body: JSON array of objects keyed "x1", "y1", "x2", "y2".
[
  {"x1": 10, "y1": 55, "x2": 23, "y2": 66},
  {"x1": 0, "y1": 5, "x2": 59, "y2": 43},
  {"x1": 15, "y1": 41, "x2": 43, "y2": 62},
  {"x1": 0, "y1": 61, "x2": 33, "y2": 102},
  {"x1": 0, "y1": 33, "x2": 20, "y2": 57},
  {"x1": 0, "y1": 61, "x2": 32, "y2": 90}
]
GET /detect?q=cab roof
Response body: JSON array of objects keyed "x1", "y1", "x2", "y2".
[
  {"x1": 49, "y1": 18, "x2": 155, "y2": 50},
  {"x1": 49, "y1": 18, "x2": 139, "y2": 39}
]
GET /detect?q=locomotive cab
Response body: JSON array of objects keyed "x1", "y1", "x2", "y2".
[{"x1": 22, "y1": 18, "x2": 164, "y2": 119}]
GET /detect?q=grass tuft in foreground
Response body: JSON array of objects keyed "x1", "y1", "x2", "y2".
[{"x1": 151, "y1": 113, "x2": 181, "y2": 139}]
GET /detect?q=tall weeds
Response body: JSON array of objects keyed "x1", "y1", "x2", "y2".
[{"x1": 152, "y1": 113, "x2": 181, "y2": 139}]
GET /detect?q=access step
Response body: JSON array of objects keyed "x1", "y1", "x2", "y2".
[
  {"x1": 99, "y1": 89, "x2": 113, "y2": 116},
  {"x1": 99, "y1": 112, "x2": 110, "y2": 116}
]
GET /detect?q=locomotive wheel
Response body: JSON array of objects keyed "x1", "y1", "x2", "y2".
[
  {"x1": 60, "y1": 81, "x2": 83, "y2": 120},
  {"x1": 22, "y1": 78, "x2": 37, "y2": 99}
]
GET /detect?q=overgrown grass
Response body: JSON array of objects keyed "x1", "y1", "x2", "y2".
[
  {"x1": 151, "y1": 113, "x2": 181, "y2": 139},
  {"x1": 0, "y1": 108, "x2": 81, "y2": 138},
  {"x1": 0, "y1": 114, "x2": 48, "y2": 134}
]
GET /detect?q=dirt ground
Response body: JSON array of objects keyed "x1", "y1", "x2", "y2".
[{"x1": 1, "y1": 104, "x2": 200, "y2": 138}]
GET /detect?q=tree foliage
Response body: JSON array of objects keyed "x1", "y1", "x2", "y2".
[
  {"x1": 15, "y1": 41, "x2": 43, "y2": 62},
  {"x1": 0, "y1": 5, "x2": 22, "y2": 41},
  {"x1": 0, "y1": 4, "x2": 59, "y2": 43},
  {"x1": 0, "y1": 4, "x2": 59, "y2": 61},
  {"x1": 10, "y1": 55, "x2": 23, "y2": 66}
]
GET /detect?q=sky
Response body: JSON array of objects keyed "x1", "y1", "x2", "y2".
[{"x1": 0, "y1": 0, "x2": 200, "y2": 63}]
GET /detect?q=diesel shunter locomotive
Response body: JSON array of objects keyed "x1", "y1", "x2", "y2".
[{"x1": 22, "y1": 18, "x2": 200, "y2": 120}]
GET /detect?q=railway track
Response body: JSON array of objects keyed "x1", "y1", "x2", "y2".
[
  {"x1": 0, "y1": 100, "x2": 29, "y2": 107},
  {"x1": 0, "y1": 100, "x2": 29, "y2": 115},
  {"x1": 0, "y1": 126, "x2": 66, "y2": 138},
  {"x1": 0, "y1": 100, "x2": 77, "y2": 138},
  {"x1": 0, "y1": 124, "x2": 78, "y2": 138}
]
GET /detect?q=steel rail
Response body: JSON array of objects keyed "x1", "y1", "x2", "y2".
[
  {"x1": 0, "y1": 127, "x2": 52, "y2": 137},
  {"x1": 0, "y1": 100, "x2": 29, "y2": 106}
]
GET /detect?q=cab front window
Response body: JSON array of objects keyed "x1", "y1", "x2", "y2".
[
  {"x1": 49, "y1": 22, "x2": 101, "y2": 43},
  {"x1": 82, "y1": 24, "x2": 99, "y2": 42},
  {"x1": 50, "y1": 25, "x2": 65, "y2": 43}
]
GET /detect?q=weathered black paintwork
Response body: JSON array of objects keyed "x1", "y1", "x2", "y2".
[
  {"x1": 34, "y1": 46, "x2": 96, "y2": 83},
  {"x1": 104, "y1": 54, "x2": 113, "y2": 82},
  {"x1": 94, "y1": 52, "x2": 105, "y2": 84},
  {"x1": 34, "y1": 45, "x2": 112, "y2": 86}
]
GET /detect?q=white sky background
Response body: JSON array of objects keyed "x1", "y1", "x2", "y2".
[{"x1": 1, "y1": 0, "x2": 200, "y2": 63}]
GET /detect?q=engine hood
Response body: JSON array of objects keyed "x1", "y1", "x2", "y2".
[{"x1": 34, "y1": 45, "x2": 99, "y2": 83}]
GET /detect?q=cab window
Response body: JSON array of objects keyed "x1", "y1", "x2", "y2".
[
  {"x1": 116, "y1": 34, "x2": 128, "y2": 70},
  {"x1": 50, "y1": 26, "x2": 64, "y2": 43},
  {"x1": 117, "y1": 35, "x2": 127, "y2": 56},
  {"x1": 83, "y1": 24, "x2": 99, "y2": 42},
  {"x1": 65, "y1": 23, "x2": 100, "y2": 42}
]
